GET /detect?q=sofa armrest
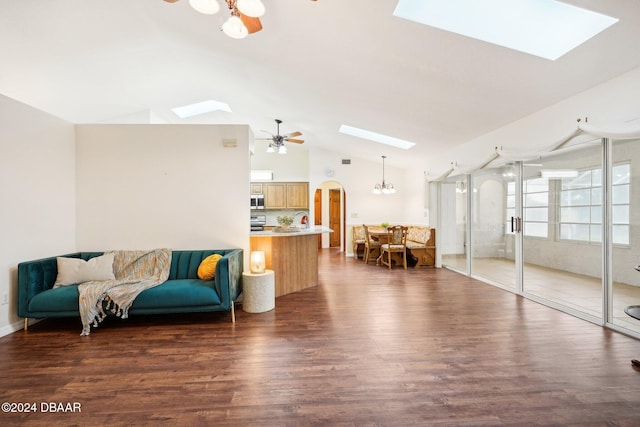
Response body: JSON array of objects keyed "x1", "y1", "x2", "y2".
[
  {"x1": 214, "y1": 249, "x2": 243, "y2": 310},
  {"x1": 17, "y1": 252, "x2": 103, "y2": 318}
]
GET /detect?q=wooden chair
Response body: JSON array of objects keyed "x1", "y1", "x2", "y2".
[
  {"x1": 352, "y1": 225, "x2": 366, "y2": 260},
  {"x1": 380, "y1": 225, "x2": 408, "y2": 269},
  {"x1": 363, "y1": 224, "x2": 381, "y2": 264}
]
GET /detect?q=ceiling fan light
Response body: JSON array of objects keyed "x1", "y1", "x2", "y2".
[
  {"x1": 278, "y1": 145, "x2": 287, "y2": 154},
  {"x1": 266, "y1": 144, "x2": 275, "y2": 153},
  {"x1": 222, "y1": 16, "x2": 248, "y2": 39},
  {"x1": 189, "y1": 0, "x2": 220, "y2": 15},
  {"x1": 236, "y1": 0, "x2": 265, "y2": 18}
]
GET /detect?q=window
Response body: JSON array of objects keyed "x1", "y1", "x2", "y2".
[
  {"x1": 505, "y1": 177, "x2": 549, "y2": 238},
  {"x1": 559, "y1": 164, "x2": 629, "y2": 245},
  {"x1": 524, "y1": 178, "x2": 549, "y2": 238}
]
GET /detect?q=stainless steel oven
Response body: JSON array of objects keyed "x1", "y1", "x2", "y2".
[{"x1": 250, "y1": 194, "x2": 265, "y2": 210}]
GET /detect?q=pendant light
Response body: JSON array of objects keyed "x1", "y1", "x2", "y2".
[{"x1": 373, "y1": 155, "x2": 395, "y2": 194}]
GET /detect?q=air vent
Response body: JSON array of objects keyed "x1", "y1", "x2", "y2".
[
  {"x1": 342, "y1": 159, "x2": 351, "y2": 165},
  {"x1": 223, "y1": 139, "x2": 237, "y2": 148}
]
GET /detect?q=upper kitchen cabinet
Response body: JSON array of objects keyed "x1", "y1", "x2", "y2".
[
  {"x1": 250, "y1": 183, "x2": 264, "y2": 195},
  {"x1": 286, "y1": 182, "x2": 309, "y2": 209},
  {"x1": 263, "y1": 182, "x2": 308, "y2": 209},
  {"x1": 264, "y1": 183, "x2": 286, "y2": 209}
]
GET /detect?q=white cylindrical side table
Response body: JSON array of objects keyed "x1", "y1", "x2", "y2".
[{"x1": 242, "y1": 270, "x2": 275, "y2": 313}]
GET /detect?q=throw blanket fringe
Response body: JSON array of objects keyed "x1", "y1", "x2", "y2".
[{"x1": 78, "y1": 249, "x2": 172, "y2": 336}]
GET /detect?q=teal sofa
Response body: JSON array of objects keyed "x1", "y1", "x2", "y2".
[{"x1": 18, "y1": 249, "x2": 243, "y2": 330}]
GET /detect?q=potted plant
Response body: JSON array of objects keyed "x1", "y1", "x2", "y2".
[
  {"x1": 381, "y1": 222, "x2": 390, "y2": 230},
  {"x1": 277, "y1": 215, "x2": 295, "y2": 231}
]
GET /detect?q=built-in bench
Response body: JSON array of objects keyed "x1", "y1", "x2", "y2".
[{"x1": 351, "y1": 225, "x2": 436, "y2": 267}]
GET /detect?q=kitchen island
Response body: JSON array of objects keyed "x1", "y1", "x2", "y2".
[{"x1": 249, "y1": 226, "x2": 333, "y2": 297}]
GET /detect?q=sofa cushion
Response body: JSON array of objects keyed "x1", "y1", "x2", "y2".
[
  {"x1": 29, "y1": 285, "x2": 80, "y2": 313},
  {"x1": 407, "y1": 226, "x2": 430, "y2": 244},
  {"x1": 54, "y1": 254, "x2": 115, "y2": 287},
  {"x1": 131, "y1": 279, "x2": 220, "y2": 309},
  {"x1": 197, "y1": 254, "x2": 222, "y2": 280},
  {"x1": 27, "y1": 279, "x2": 221, "y2": 314}
]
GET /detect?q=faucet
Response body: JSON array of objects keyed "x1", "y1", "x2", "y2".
[{"x1": 293, "y1": 211, "x2": 310, "y2": 228}]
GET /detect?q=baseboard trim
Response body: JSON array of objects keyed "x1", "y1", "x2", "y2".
[
  {"x1": 0, "y1": 318, "x2": 41, "y2": 338},
  {"x1": 0, "y1": 319, "x2": 26, "y2": 338}
]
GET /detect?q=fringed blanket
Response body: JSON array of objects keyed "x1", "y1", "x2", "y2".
[{"x1": 78, "y1": 248, "x2": 172, "y2": 336}]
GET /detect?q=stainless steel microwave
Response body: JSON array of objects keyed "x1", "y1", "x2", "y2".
[{"x1": 250, "y1": 194, "x2": 265, "y2": 209}]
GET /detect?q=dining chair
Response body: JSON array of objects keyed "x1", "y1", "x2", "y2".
[
  {"x1": 363, "y1": 224, "x2": 381, "y2": 264},
  {"x1": 352, "y1": 225, "x2": 366, "y2": 260},
  {"x1": 380, "y1": 225, "x2": 408, "y2": 269}
]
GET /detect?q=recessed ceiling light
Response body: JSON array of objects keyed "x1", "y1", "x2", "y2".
[
  {"x1": 339, "y1": 125, "x2": 416, "y2": 150},
  {"x1": 171, "y1": 100, "x2": 232, "y2": 118},
  {"x1": 393, "y1": 0, "x2": 618, "y2": 60}
]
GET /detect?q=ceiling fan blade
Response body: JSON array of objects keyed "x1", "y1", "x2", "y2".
[
  {"x1": 240, "y1": 13, "x2": 262, "y2": 34},
  {"x1": 163, "y1": 0, "x2": 180, "y2": 3},
  {"x1": 286, "y1": 138, "x2": 305, "y2": 144},
  {"x1": 285, "y1": 131, "x2": 302, "y2": 138}
]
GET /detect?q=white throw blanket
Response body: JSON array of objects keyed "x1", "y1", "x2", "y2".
[{"x1": 78, "y1": 249, "x2": 172, "y2": 336}]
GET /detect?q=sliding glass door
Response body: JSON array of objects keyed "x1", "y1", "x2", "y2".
[
  {"x1": 470, "y1": 165, "x2": 516, "y2": 290},
  {"x1": 521, "y1": 144, "x2": 603, "y2": 320},
  {"x1": 438, "y1": 137, "x2": 640, "y2": 336},
  {"x1": 440, "y1": 176, "x2": 468, "y2": 273},
  {"x1": 610, "y1": 139, "x2": 640, "y2": 333}
]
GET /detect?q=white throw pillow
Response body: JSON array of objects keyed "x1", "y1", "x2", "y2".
[{"x1": 54, "y1": 253, "x2": 116, "y2": 287}]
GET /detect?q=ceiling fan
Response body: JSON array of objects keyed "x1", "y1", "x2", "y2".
[
  {"x1": 258, "y1": 119, "x2": 304, "y2": 154},
  {"x1": 163, "y1": 0, "x2": 263, "y2": 36}
]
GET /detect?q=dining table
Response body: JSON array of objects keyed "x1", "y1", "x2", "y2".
[{"x1": 368, "y1": 228, "x2": 391, "y2": 265}]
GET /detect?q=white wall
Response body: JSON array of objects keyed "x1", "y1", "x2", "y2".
[
  {"x1": 251, "y1": 139, "x2": 309, "y2": 181},
  {"x1": 426, "y1": 66, "x2": 640, "y2": 176},
  {"x1": 309, "y1": 147, "x2": 410, "y2": 256},
  {"x1": 75, "y1": 124, "x2": 251, "y2": 256},
  {"x1": 0, "y1": 94, "x2": 76, "y2": 334}
]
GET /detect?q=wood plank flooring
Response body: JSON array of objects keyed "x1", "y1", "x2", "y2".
[{"x1": 1, "y1": 249, "x2": 640, "y2": 426}]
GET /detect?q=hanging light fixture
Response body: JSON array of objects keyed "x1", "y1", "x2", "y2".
[
  {"x1": 373, "y1": 155, "x2": 396, "y2": 194},
  {"x1": 265, "y1": 142, "x2": 287, "y2": 154},
  {"x1": 222, "y1": 13, "x2": 249, "y2": 39},
  {"x1": 164, "y1": 0, "x2": 266, "y2": 38},
  {"x1": 236, "y1": 0, "x2": 265, "y2": 17},
  {"x1": 188, "y1": 0, "x2": 220, "y2": 14}
]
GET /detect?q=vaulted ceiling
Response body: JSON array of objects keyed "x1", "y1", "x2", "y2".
[{"x1": 2, "y1": 0, "x2": 640, "y2": 169}]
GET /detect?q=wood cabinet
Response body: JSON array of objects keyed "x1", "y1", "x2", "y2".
[
  {"x1": 261, "y1": 182, "x2": 309, "y2": 209},
  {"x1": 250, "y1": 183, "x2": 264, "y2": 195},
  {"x1": 264, "y1": 183, "x2": 286, "y2": 209},
  {"x1": 286, "y1": 182, "x2": 309, "y2": 209}
]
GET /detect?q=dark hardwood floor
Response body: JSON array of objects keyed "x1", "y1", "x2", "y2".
[{"x1": 2, "y1": 249, "x2": 640, "y2": 426}]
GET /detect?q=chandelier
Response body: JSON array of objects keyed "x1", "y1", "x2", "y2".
[
  {"x1": 373, "y1": 155, "x2": 396, "y2": 194},
  {"x1": 165, "y1": 0, "x2": 265, "y2": 39}
]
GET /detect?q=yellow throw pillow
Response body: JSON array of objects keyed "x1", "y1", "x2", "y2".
[{"x1": 197, "y1": 254, "x2": 222, "y2": 280}]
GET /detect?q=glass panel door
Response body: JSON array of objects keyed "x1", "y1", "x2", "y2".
[
  {"x1": 610, "y1": 139, "x2": 640, "y2": 333},
  {"x1": 470, "y1": 165, "x2": 516, "y2": 290},
  {"x1": 522, "y1": 143, "x2": 603, "y2": 319},
  {"x1": 441, "y1": 176, "x2": 468, "y2": 273}
]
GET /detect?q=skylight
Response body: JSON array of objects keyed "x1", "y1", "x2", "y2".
[
  {"x1": 393, "y1": 0, "x2": 618, "y2": 60},
  {"x1": 339, "y1": 125, "x2": 416, "y2": 150},
  {"x1": 171, "y1": 100, "x2": 232, "y2": 118}
]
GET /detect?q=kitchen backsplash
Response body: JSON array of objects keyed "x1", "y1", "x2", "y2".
[{"x1": 251, "y1": 209, "x2": 309, "y2": 226}]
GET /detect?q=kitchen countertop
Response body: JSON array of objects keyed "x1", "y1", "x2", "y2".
[{"x1": 250, "y1": 226, "x2": 333, "y2": 236}]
